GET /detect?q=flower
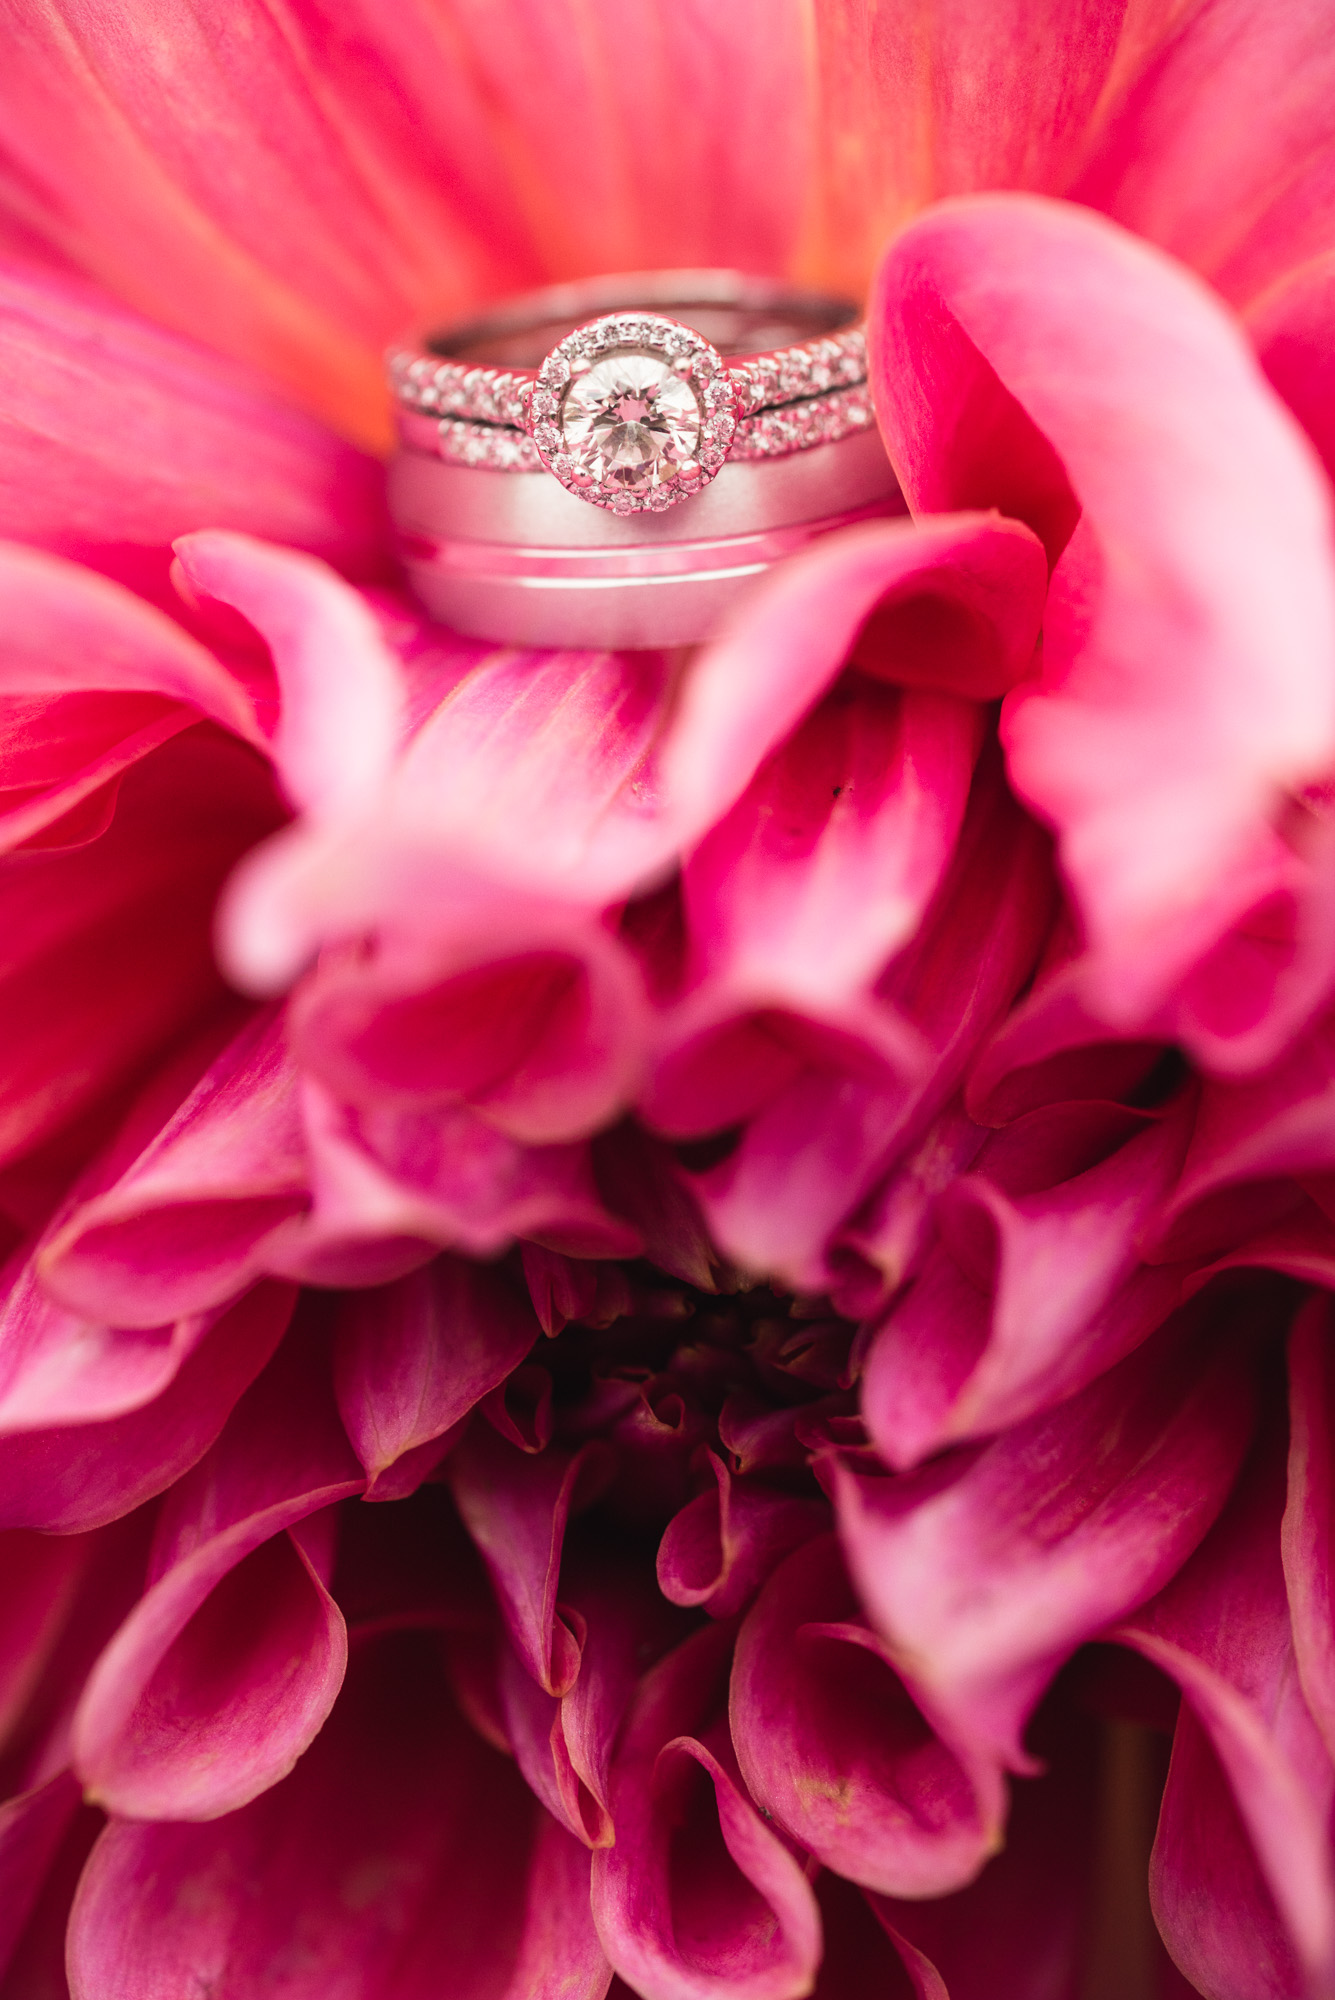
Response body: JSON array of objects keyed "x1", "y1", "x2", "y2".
[{"x1": 0, "y1": 5, "x2": 1334, "y2": 1997}]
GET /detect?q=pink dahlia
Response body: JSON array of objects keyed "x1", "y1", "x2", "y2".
[{"x1": 0, "y1": 5, "x2": 1334, "y2": 1997}]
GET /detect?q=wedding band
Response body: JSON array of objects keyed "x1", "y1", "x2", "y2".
[{"x1": 386, "y1": 271, "x2": 902, "y2": 648}]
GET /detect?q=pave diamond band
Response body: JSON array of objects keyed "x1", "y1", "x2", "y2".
[
  {"x1": 386, "y1": 272, "x2": 898, "y2": 647},
  {"x1": 388, "y1": 270, "x2": 866, "y2": 431}
]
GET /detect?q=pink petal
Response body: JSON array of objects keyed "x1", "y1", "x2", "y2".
[
  {"x1": 334, "y1": 1257, "x2": 540, "y2": 1500},
  {"x1": 644, "y1": 683, "x2": 978, "y2": 1136},
  {"x1": 39, "y1": 1006, "x2": 310, "y2": 1328},
  {"x1": 0, "y1": 723, "x2": 282, "y2": 1170},
  {"x1": 0, "y1": 1771, "x2": 82, "y2": 1979},
  {"x1": 301, "y1": 1077, "x2": 640, "y2": 1264},
  {"x1": 695, "y1": 752, "x2": 1055, "y2": 1290},
  {"x1": 591, "y1": 1622, "x2": 822, "y2": 2000},
  {"x1": 0, "y1": 1279, "x2": 294, "y2": 1534},
  {"x1": 0, "y1": 261, "x2": 385, "y2": 593},
  {"x1": 658, "y1": 515, "x2": 1044, "y2": 849},
  {"x1": 657, "y1": 1450, "x2": 827, "y2": 1619},
  {"x1": 500, "y1": 1555, "x2": 686, "y2": 1849},
  {"x1": 730, "y1": 1534, "x2": 1004, "y2": 1897},
  {"x1": 862, "y1": 1100, "x2": 1191, "y2": 1462},
  {"x1": 840, "y1": 1320, "x2": 1257, "y2": 1771},
  {"x1": 0, "y1": 1530, "x2": 89, "y2": 1745},
  {"x1": 1074, "y1": 1, "x2": 1335, "y2": 311},
  {"x1": 1116, "y1": 1405, "x2": 1335, "y2": 1999},
  {"x1": 173, "y1": 533, "x2": 403, "y2": 827},
  {"x1": 1283, "y1": 1296, "x2": 1335, "y2": 1763},
  {"x1": 1146, "y1": 1011, "x2": 1335, "y2": 1265},
  {"x1": 448, "y1": 1422, "x2": 612, "y2": 1697},
  {"x1": 871, "y1": 195, "x2": 1335, "y2": 1054},
  {"x1": 67, "y1": 1630, "x2": 612, "y2": 1999},
  {"x1": 290, "y1": 883, "x2": 651, "y2": 1145},
  {"x1": 69, "y1": 1305, "x2": 362, "y2": 1820},
  {"x1": 1249, "y1": 253, "x2": 1335, "y2": 488}
]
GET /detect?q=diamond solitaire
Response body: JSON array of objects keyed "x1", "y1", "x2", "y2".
[{"x1": 527, "y1": 313, "x2": 737, "y2": 512}]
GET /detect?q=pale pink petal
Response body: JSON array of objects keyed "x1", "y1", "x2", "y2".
[
  {"x1": 862, "y1": 1100, "x2": 1191, "y2": 1461},
  {"x1": 67, "y1": 1630, "x2": 612, "y2": 1999},
  {"x1": 1117, "y1": 1408, "x2": 1335, "y2": 1999},
  {"x1": 70, "y1": 1313, "x2": 361, "y2": 1820},
  {"x1": 871, "y1": 195, "x2": 1335, "y2": 1055},
  {"x1": 0, "y1": 1279, "x2": 294, "y2": 1534},
  {"x1": 730, "y1": 1533, "x2": 1004, "y2": 1897},
  {"x1": 334, "y1": 1257, "x2": 540, "y2": 1500},
  {"x1": 839, "y1": 1321, "x2": 1256, "y2": 1771},
  {"x1": 172, "y1": 532, "x2": 403, "y2": 827},
  {"x1": 591, "y1": 1622, "x2": 822, "y2": 2000},
  {"x1": 0, "y1": 260, "x2": 385, "y2": 594},
  {"x1": 39, "y1": 1007, "x2": 310, "y2": 1328}
]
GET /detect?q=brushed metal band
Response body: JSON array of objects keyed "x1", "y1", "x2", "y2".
[{"x1": 389, "y1": 424, "x2": 903, "y2": 649}]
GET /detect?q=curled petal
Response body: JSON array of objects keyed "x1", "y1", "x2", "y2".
[
  {"x1": 70, "y1": 1309, "x2": 362, "y2": 1819},
  {"x1": 863, "y1": 1101, "x2": 1190, "y2": 1461},
  {"x1": 871, "y1": 194, "x2": 1335, "y2": 1053},
  {"x1": 173, "y1": 532, "x2": 403, "y2": 827},
  {"x1": 0, "y1": 1279, "x2": 294, "y2": 1535},
  {"x1": 657, "y1": 1450, "x2": 827, "y2": 1619},
  {"x1": 591, "y1": 1622, "x2": 822, "y2": 2000},
  {"x1": 39, "y1": 1006, "x2": 309, "y2": 1328},
  {"x1": 334, "y1": 1257, "x2": 540, "y2": 1501},
  {"x1": 67, "y1": 1630, "x2": 611, "y2": 2000},
  {"x1": 1117, "y1": 1403, "x2": 1335, "y2": 1999},
  {"x1": 840, "y1": 1319, "x2": 1256, "y2": 1770},
  {"x1": 730, "y1": 1534, "x2": 1003, "y2": 1897}
]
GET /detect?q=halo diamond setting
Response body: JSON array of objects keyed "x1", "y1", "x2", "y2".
[{"x1": 528, "y1": 313, "x2": 737, "y2": 512}]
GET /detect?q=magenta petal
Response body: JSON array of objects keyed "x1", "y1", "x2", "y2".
[
  {"x1": 500, "y1": 1556, "x2": 685, "y2": 1849},
  {"x1": 659, "y1": 514, "x2": 1046, "y2": 850},
  {"x1": 862, "y1": 1102, "x2": 1191, "y2": 1461},
  {"x1": 871, "y1": 195, "x2": 1335, "y2": 1048},
  {"x1": 334, "y1": 1257, "x2": 539, "y2": 1500},
  {"x1": 645, "y1": 684, "x2": 977, "y2": 1137},
  {"x1": 695, "y1": 753, "x2": 1055, "y2": 1290},
  {"x1": 39, "y1": 1006, "x2": 309, "y2": 1327},
  {"x1": 67, "y1": 1630, "x2": 611, "y2": 2000},
  {"x1": 1250, "y1": 254, "x2": 1335, "y2": 489},
  {"x1": 1117, "y1": 1406, "x2": 1335, "y2": 1998},
  {"x1": 1284, "y1": 1296, "x2": 1335, "y2": 1759},
  {"x1": 730, "y1": 1534, "x2": 1003, "y2": 1897},
  {"x1": 657, "y1": 1450, "x2": 827, "y2": 1619},
  {"x1": 591, "y1": 1622, "x2": 822, "y2": 2000},
  {"x1": 0, "y1": 1770, "x2": 82, "y2": 1978},
  {"x1": 449, "y1": 1422, "x2": 611, "y2": 1696},
  {"x1": 840, "y1": 1322, "x2": 1256, "y2": 1770},
  {"x1": 70, "y1": 1309, "x2": 362, "y2": 1819},
  {"x1": 0, "y1": 1279, "x2": 294, "y2": 1534}
]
